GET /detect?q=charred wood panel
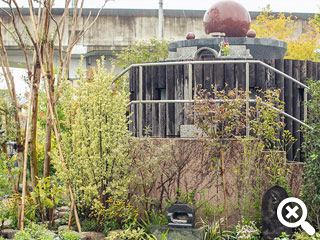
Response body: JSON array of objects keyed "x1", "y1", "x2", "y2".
[
  {"x1": 292, "y1": 60, "x2": 301, "y2": 162},
  {"x1": 284, "y1": 59, "x2": 293, "y2": 161},
  {"x1": 235, "y1": 63, "x2": 245, "y2": 90},
  {"x1": 194, "y1": 63, "x2": 203, "y2": 90},
  {"x1": 214, "y1": 63, "x2": 225, "y2": 90},
  {"x1": 151, "y1": 66, "x2": 160, "y2": 137},
  {"x1": 249, "y1": 63, "x2": 256, "y2": 88},
  {"x1": 128, "y1": 59, "x2": 316, "y2": 162},
  {"x1": 203, "y1": 63, "x2": 214, "y2": 91},
  {"x1": 256, "y1": 62, "x2": 266, "y2": 91},
  {"x1": 175, "y1": 65, "x2": 184, "y2": 136},
  {"x1": 184, "y1": 64, "x2": 194, "y2": 125},
  {"x1": 145, "y1": 66, "x2": 152, "y2": 135},
  {"x1": 266, "y1": 59, "x2": 276, "y2": 90},
  {"x1": 299, "y1": 61, "x2": 307, "y2": 162},
  {"x1": 166, "y1": 65, "x2": 175, "y2": 137},
  {"x1": 225, "y1": 63, "x2": 235, "y2": 90}
]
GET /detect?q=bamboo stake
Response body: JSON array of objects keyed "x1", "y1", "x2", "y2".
[
  {"x1": 220, "y1": 148, "x2": 228, "y2": 228},
  {"x1": 20, "y1": 66, "x2": 35, "y2": 231},
  {"x1": 43, "y1": 74, "x2": 82, "y2": 233},
  {"x1": 68, "y1": 198, "x2": 75, "y2": 229}
]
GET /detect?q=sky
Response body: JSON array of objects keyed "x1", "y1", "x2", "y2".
[
  {"x1": 0, "y1": 0, "x2": 319, "y2": 13},
  {"x1": 0, "y1": 69, "x2": 28, "y2": 97}
]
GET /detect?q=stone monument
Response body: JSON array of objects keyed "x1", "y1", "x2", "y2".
[
  {"x1": 167, "y1": 0, "x2": 287, "y2": 61},
  {"x1": 261, "y1": 185, "x2": 292, "y2": 240}
]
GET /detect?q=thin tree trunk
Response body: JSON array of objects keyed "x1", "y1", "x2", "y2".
[
  {"x1": 43, "y1": 109, "x2": 52, "y2": 178},
  {"x1": 29, "y1": 59, "x2": 41, "y2": 190},
  {"x1": 43, "y1": 75, "x2": 54, "y2": 178}
]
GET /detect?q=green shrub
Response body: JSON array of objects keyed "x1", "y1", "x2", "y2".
[
  {"x1": 293, "y1": 231, "x2": 320, "y2": 240},
  {"x1": 81, "y1": 218, "x2": 102, "y2": 232},
  {"x1": 13, "y1": 231, "x2": 33, "y2": 240},
  {"x1": 59, "y1": 230, "x2": 81, "y2": 240},
  {"x1": 274, "y1": 232, "x2": 291, "y2": 240},
  {"x1": 302, "y1": 80, "x2": 320, "y2": 228},
  {"x1": 113, "y1": 39, "x2": 168, "y2": 70},
  {"x1": 106, "y1": 228, "x2": 157, "y2": 240},
  {"x1": 53, "y1": 58, "x2": 131, "y2": 215},
  {"x1": 14, "y1": 223, "x2": 54, "y2": 240}
]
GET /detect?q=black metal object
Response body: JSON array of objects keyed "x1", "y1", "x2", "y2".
[{"x1": 167, "y1": 203, "x2": 194, "y2": 228}]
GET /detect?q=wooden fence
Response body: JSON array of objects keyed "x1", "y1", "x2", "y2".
[{"x1": 129, "y1": 59, "x2": 320, "y2": 162}]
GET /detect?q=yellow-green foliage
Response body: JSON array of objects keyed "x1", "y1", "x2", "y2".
[
  {"x1": 53, "y1": 58, "x2": 131, "y2": 211},
  {"x1": 114, "y1": 39, "x2": 169, "y2": 70},
  {"x1": 251, "y1": 6, "x2": 320, "y2": 61}
]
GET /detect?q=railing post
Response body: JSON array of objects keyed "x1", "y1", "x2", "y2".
[
  {"x1": 245, "y1": 62, "x2": 250, "y2": 138},
  {"x1": 139, "y1": 66, "x2": 143, "y2": 137},
  {"x1": 188, "y1": 63, "x2": 193, "y2": 100},
  {"x1": 304, "y1": 88, "x2": 308, "y2": 122}
]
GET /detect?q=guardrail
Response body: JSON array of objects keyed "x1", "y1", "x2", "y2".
[{"x1": 113, "y1": 59, "x2": 311, "y2": 137}]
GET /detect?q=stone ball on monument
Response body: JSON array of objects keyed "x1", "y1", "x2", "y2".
[
  {"x1": 247, "y1": 29, "x2": 256, "y2": 38},
  {"x1": 203, "y1": 0, "x2": 251, "y2": 37},
  {"x1": 186, "y1": 32, "x2": 196, "y2": 40}
]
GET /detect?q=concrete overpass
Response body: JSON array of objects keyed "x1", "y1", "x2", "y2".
[{"x1": 0, "y1": 8, "x2": 314, "y2": 78}]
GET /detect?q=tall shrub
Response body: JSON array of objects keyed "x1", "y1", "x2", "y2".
[
  {"x1": 302, "y1": 80, "x2": 320, "y2": 228},
  {"x1": 52, "y1": 59, "x2": 131, "y2": 213},
  {"x1": 114, "y1": 39, "x2": 168, "y2": 70}
]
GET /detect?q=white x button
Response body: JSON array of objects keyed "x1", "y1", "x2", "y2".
[{"x1": 286, "y1": 205, "x2": 299, "y2": 219}]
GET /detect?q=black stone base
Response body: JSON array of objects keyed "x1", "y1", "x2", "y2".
[{"x1": 168, "y1": 37, "x2": 287, "y2": 59}]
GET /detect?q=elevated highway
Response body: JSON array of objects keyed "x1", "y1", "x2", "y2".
[{"x1": 0, "y1": 8, "x2": 314, "y2": 77}]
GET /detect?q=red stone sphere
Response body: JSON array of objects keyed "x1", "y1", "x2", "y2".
[
  {"x1": 186, "y1": 32, "x2": 196, "y2": 40},
  {"x1": 203, "y1": 0, "x2": 251, "y2": 37},
  {"x1": 247, "y1": 29, "x2": 256, "y2": 38}
]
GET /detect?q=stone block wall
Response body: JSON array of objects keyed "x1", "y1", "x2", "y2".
[{"x1": 129, "y1": 138, "x2": 304, "y2": 226}]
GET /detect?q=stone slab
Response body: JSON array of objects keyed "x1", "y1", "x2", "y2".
[{"x1": 180, "y1": 125, "x2": 207, "y2": 138}]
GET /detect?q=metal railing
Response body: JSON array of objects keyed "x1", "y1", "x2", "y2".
[{"x1": 113, "y1": 59, "x2": 312, "y2": 137}]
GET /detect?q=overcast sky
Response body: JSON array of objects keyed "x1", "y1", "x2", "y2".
[{"x1": 0, "y1": 0, "x2": 319, "y2": 13}]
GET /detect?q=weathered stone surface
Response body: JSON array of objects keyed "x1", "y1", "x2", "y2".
[
  {"x1": 180, "y1": 125, "x2": 206, "y2": 138},
  {"x1": 168, "y1": 37, "x2": 287, "y2": 59},
  {"x1": 58, "y1": 211, "x2": 69, "y2": 218},
  {"x1": 58, "y1": 225, "x2": 75, "y2": 232},
  {"x1": 167, "y1": 46, "x2": 198, "y2": 60},
  {"x1": 3, "y1": 219, "x2": 11, "y2": 229},
  {"x1": 150, "y1": 225, "x2": 203, "y2": 240},
  {"x1": 262, "y1": 185, "x2": 292, "y2": 240},
  {"x1": 81, "y1": 232, "x2": 105, "y2": 240},
  {"x1": 1, "y1": 229, "x2": 19, "y2": 239},
  {"x1": 58, "y1": 206, "x2": 70, "y2": 212},
  {"x1": 223, "y1": 45, "x2": 252, "y2": 58}
]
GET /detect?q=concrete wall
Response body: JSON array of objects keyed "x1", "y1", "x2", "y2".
[
  {"x1": 0, "y1": 9, "x2": 315, "y2": 75},
  {"x1": 0, "y1": 9, "x2": 315, "y2": 52},
  {"x1": 130, "y1": 138, "x2": 304, "y2": 226}
]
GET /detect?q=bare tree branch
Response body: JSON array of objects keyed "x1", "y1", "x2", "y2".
[{"x1": 7, "y1": 1, "x2": 33, "y2": 76}]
